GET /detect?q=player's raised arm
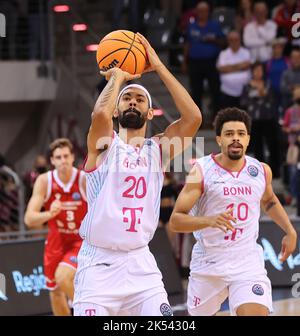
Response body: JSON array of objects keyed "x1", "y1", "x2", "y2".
[
  {"x1": 24, "y1": 174, "x2": 59, "y2": 228},
  {"x1": 136, "y1": 33, "x2": 202, "y2": 162},
  {"x1": 260, "y1": 163, "x2": 297, "y2": 262},
  {"x1": 169, "y1": 165, "x2": 235, "y2": 233},
  {"x1": 86, "y1": 68, "x2": 141, "y2": 170}
]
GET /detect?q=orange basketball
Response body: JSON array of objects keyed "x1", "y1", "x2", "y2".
[{"x1": 96, "y1": 30, "x2": 147, "y2": 75}]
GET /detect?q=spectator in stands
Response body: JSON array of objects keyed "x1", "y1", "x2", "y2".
[
  {"x1": 179, "y1": 1, "x2": 197, "y2": 33},
  {"x1": 23, "y1": 154, "x2": 48, "y2": 203},
  {"x1": 243, "y1": 2, "x2": 277, "y2": 63},
  {"x1": 273, "y1": 0, "x2": 300, "y2": 42},
  {"x1": 217, "y1": 30, "x2": 251, "y2": 109},
  {"x1": 266, "y1": 37, "x2": 290, "y2": 115},
  {"x1": 241, "y1": 62, "x2": 281, "y2": 178},
  {"x1": 281, "y1": 48, "x2": 300, "y2": 109},
  {"x1": 282, "y1": 87, "x2": 300, "y2": 205},
  {"x1": 0, "y1": 160, "x2": 19, "y2": 234},
  {"x1": 235, "y1": 0, "x2": 254, "y2": 33},
  {"x1": 28, "y1": 0, "x2": 50, "y2": 60},
  {"x1": 160, "y1": 0, "x2": 183, "y2": 20},
  {"x1": 112, "y1": 0, "x2": 140, "y2": 32},
  {"x1": 183, "y1": 1, "x2": 225, "y2": 122}
]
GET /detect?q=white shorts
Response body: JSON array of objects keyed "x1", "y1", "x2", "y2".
[
  {"x1": 73, "y1": 241, "x2": 172, "y2": 316},
  {"x1": 187, "y1": 245, "x2": 273, "y2": 316},
  {"x1": 74, "y1": 292, "x2": 172, "y2": 316}
]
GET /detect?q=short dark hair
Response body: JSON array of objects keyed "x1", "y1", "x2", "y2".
[
  {"x1": 214, "y1": 107, "x2": 251, "y2": 136},
  {"x1": 251, "y1": 61, "x2": 265, "y2": 73},
  {"x1": 49, "y1": 138, "x2": 74, "y2": 156}
]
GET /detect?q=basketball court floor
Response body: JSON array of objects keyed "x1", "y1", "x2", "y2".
[{"x1": 171, "y1": 281, "x2": 300, "y2": 316}]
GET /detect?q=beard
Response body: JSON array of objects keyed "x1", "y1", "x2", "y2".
[
  {"x1": 118, "y1": 107, "x2": 146, "y2": 129},
  {"x1": 228, "y1": 152, "x2": 243, "y2": 160},
  {"x1": 227, "y1": 143, "x2": 243, "y2": 160}
]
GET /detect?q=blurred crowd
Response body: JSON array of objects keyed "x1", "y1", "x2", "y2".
[
  {"x1": 112, "y1": 0, "x2": 300, "y2": 204},
  {"x1": 0, "y1": 154, "x2": 18, "y2": 235},
  {"x1": 0, "y1": 0, "x2": 50, "y2": 60},
  {"x1": 1, "y1": 0, "x2": 300, "y2": 270}
]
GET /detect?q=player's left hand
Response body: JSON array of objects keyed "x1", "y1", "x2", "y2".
[
  {"x1": 279, "y1": 231, "x2": 297, "y2": 262},
  {"x1": 136, "y1": 33, "x2": 164, "y2": 73}
]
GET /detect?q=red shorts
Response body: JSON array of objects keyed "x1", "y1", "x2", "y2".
[{"x1": 44, "y1": 240, "x2": 82, "y2": 290}]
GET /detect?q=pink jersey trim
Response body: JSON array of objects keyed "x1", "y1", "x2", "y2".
[
  {"x1": 151, "y1": 136, "x2": 162, "y2": 165},
  {"x1": 159, "y1": 143, "x2": 164, "y2": 174},
  {"x1": 83, "y1": 131, "x2": 115, "y2": 173},
  {"x1": 236, "y1": 158, "x2": 247, "y2": 178},
  {"x1": 83, "y1": 155, "x2": 96, "y2": 173},
  {"x1": 194, "y1": 162, "x2": 204, "y2": 194},
  {"x1": 262, "y1": 163, "x2": 267, "y2": 187},
  {"x1": 151, "y1": 136, "x2": 164, "y2": 175},
  {"x1": 211, "y1": 153, "x2": 246, "y2": 178},
  {"x1": 79, "y1": 171, "x2": 87, "y2": 202}
]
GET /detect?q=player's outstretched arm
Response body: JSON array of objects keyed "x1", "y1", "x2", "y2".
[
  {"x1": 136, "y1": 33, "x2": 202, "y2": 162},
  {"x1": 169, "y1": 165, "x2": 235, "y2": 233},
  {"x1": 86, "y1": 68, "x2": 140, "y2": 171},
  {"x1": 261, "y1": 163, "x2": 297, "y2": 262},
  {"x1": 24, "y1": 174, "x2": 57, "y2": 228}
]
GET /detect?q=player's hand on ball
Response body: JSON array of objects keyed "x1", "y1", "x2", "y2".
[
  {"x1": 49, "y1": 199, "x2": 62, "y2": 218},
  {"x1": 100, "y1": 67, "x2": 141, "y2": 82},
  {"x1": 136, "y1": 33, "x2": 163, "y2": 73},
  {"x1": 209, "y1": 208, "x2": 236, "y2": 233}
]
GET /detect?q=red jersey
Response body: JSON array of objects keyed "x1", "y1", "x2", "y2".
[{"x1": 44, "y1": 167, "x2": 87, "y2": 245}]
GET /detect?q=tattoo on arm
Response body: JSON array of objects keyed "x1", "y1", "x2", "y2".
[
  {"x1": 265, "y1": 201, "x2": 276, "y2": 212},
  {"x1": 95, "y1": 74, "x2": 116, "y2": 111}
]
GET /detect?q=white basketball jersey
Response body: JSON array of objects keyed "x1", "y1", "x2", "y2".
[
  {"x1": 191, "y1": 154, "x2": 266, "y2": 252},
  {"x1": 79, "y1": 132, "x2": 164, "y2": 251}
]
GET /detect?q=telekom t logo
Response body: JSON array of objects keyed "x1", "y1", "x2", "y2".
[
  {"x1": 224, "y1": 228, "x2": 244, "y2": 241},
  {"x1": 193, "y1": 296, "x2": 201, "y2": 307},
  {"x1": 123, "y1": 207, "x2": 143, "y2": 232},
  {"x1": 0, "y1": 13, "x2": 5, "y2": 37}
]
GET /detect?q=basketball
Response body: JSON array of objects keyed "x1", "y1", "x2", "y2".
[{"x1": 96, "y1": 30, "x2": 147, "y2": 75}]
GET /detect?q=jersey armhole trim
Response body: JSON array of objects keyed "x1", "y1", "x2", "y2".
[
  {"x1": 84, "y1": 131, "x2": 115, "y2": 173},
  {"x1": 262, "y1": 163, "x2": 267, "y2": 188},
  {"x1": 151, "y1": 136, "x2": 164, "y2": 176},
  {"x1": 194, "y1": 162, "x2": 205, "y2": 195}
]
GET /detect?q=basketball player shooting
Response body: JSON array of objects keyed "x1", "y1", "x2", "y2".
[
  {"x1": 170, "y1": 108, "x2": 297, "y2": 316},
  {"x1": 73, "y1": 33, "x2": 202, "y2": 316},
  {"x1": 24, "y1": 139, "x2": 87, "y2": 316}
]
